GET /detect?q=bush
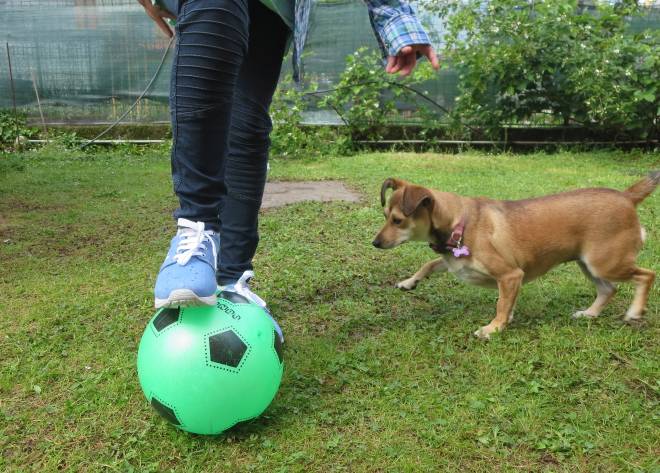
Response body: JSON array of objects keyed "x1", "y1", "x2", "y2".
[
  {"x1": 434, "y1": 0, "x2": 659, "y2": 139},
  {"x1": 0, "y1": 110, "x2": 38, "y2": 150},
  {"x1": 269, "y1": 48, "x2": 441, "y2": 158},
  {"x1": 319, "y1": 48, "x2": 438, "y2": 141},
  {"x1": 270, "y1": 78, "x2": 354, "y2": 159}
]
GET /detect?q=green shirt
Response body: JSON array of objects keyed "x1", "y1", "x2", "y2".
[
  {"x1": 260, "y1": 0, "x2": 294, "y2": 30},
  {"x1": 153, "y1": 0, "x2": 293, "y2": 30}
]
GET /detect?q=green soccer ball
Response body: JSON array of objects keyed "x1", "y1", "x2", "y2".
[{"x1": 137, "y1": 295, "x2": 284, "y2": 435}]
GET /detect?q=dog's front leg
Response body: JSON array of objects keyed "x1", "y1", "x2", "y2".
[
  {"x1": 396, "y1": 257, "x2": 447, "y2": 290},
  {"x1": 475, "y1": 269, "x2": 524, "y2": 339}
]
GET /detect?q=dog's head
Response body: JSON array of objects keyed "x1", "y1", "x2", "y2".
[{"x1": 372, "y1": 178, "x2": 435, "y2": 249}]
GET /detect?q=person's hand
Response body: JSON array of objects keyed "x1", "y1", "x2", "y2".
[
  {"x1": 386, "y1": 44, "x2": 440, "y2": 77},
  {"x1": 137, "y1": 0, "x2": 175, "y2": 38}
]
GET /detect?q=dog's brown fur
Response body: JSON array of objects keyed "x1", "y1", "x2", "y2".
[{"x1": 373, "y1": 173, "x2": 658, "y2": 339}]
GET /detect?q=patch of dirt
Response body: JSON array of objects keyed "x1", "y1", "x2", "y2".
[
  {"x1": 262, "y1": 180, "x2": 361, "y2": 209},
  {"x1": 0, "y1": 214, "x2": 11, "y2": 240},
  {"x1": 0, "y1": 198, "x2": 63, "y2": 213},
  {"x1": 540, "y1": 452, "x2": 560, "y2": 466}
]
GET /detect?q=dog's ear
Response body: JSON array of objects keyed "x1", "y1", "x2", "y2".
[
  {"x1": 380, "y1": 178, "x2": 404, "y2": 207},
  {"x1": 402, "y1": 186, "x2": 434, "y2": 217}
]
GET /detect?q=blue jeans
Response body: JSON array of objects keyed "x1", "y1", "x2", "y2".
[{"x1": 167, "y1": 0, "x2": 290, "y2": 284}]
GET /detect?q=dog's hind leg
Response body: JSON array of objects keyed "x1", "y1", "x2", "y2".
[
  {"x1": 396, "y1": 257, "x2": 447, "y2": 290},
  {"x1": 572, "y1": 261, "x2": 616, "y2": 319},
  {"x1": 582, "y1": 249, "x2": 655, "y2": 322},
  {"x1": 623, "y1": 267, "x2": 655, "y2": 322}
]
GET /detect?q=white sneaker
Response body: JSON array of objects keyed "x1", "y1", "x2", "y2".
[{"x1": 154, "y1": 219, "x2": 219, "y2": 309}]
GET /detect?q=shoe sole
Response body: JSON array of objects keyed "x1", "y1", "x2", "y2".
[{"x1": 155, "y1": 289, "x2": 217, "y2": 309}]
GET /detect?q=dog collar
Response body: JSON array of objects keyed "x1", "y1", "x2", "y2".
[{"x1": 430, "y1": 217, "x2": 470, "y2": 257}]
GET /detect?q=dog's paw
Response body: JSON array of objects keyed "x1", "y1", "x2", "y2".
[
  {"x1": 474, "y1": 325, "x2": 499, "y2": 340},
  {"x1": 395, "y1": 278, "x2": 418, "y2": 291},
  {"x1": 572, "y1": 310, "x2": 598, "y2": 319},
  {"x1": 623, "y1": 309, "x2": 643, "y2": 323}
]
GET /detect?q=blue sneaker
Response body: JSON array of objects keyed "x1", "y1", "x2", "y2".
[
  {"x1": 154, "y1": 218, "x2": 219, "y2": 309},
  {"x1": 219, "y1": 271, "x2": 284, "y2": 343}
]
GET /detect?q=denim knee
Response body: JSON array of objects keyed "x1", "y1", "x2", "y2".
[
  {"x1": 224, "y1": 96, "x2": 272, "y2": 201},
  {"x1": 172, "y1": 0, "x2": 249, "y2": 117}
]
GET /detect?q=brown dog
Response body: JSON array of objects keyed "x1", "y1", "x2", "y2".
[{"x1": 373, "y1": 173, "x2": 658, "y2": 339}]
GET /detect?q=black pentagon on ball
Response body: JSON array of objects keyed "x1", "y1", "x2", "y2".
[
  {"x1": 153, "y1": 307, "x2": 180, "y2": 332},
  {"x1": 209, "y1": 330, "x2": 247, "y2": 368},
  {"x1": 151, "y1": 397, "x2": 180, "y2": 425}
]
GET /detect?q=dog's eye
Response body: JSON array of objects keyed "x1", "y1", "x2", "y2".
[{"x1": 392, "y1": 217, "x2": 402, "y2": 225}]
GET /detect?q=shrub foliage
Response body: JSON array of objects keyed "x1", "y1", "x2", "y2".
[{"x1": 433, "y1": 0, "x2": 659, "y2": 138}]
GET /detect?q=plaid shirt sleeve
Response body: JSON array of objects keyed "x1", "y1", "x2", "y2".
[{"x1": 363, "y1": 0, "x2": 431, "y2": 57}]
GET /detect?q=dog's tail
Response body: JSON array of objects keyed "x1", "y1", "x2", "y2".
[{"x1": 624, "y1": 171, "x2": 660, "y2": 206}]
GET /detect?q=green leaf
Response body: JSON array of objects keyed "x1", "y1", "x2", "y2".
[{"x1": 635, "y1": 91, "x2": 656, "y2": 103}]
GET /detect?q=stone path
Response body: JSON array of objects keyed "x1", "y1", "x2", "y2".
[{"x1": 261, "y1": 180, "x2": 362, "y2": 209}]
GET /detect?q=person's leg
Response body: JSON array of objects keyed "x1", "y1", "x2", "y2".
[
  {"x1": 216, "y1": 0, "x2": 290, "y2": 285},
  {"x1": 154, "y1": 0, "x2": 250, "y2": 308},
  {"x1": 170, "y1": 0, "x2": 250, "y2": 229}
]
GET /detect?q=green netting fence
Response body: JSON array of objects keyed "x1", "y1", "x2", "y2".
[{"x1": 0, "y1": 0, "x2": 658, "y2": 125}]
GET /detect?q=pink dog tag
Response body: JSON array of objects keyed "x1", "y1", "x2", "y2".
[{"x1": 452, "y1": 245, "x2": 470, "y2": 258}]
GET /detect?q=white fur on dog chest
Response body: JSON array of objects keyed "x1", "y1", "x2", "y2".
[{"x1": 445, "y1": 257, "x2": 496, "y2": 288}]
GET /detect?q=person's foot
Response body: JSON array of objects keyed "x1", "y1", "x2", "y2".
[
  {"x1": 219, "y1": 271, "x2": 284, "y2": 343},
  {"x1": 154, "y1": 218, "x2": 219, "y2": 309}
]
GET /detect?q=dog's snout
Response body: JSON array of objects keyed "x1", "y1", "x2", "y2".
[{"x1": 372, "y1": 238, "x2": 382, "y2": 248}]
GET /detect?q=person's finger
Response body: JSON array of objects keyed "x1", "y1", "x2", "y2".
[
  {"x1": 154, "y1": 16, "x2": 174, "y2": 37},
  {"x1": 399, "y1": 53, "x2": 416, "y2": 77},
  {"x1": 392, "y1": 46, "x2": 415, "y2": 74},
  {"x1": 387, "y1": 55, "x2": 403, "y2": 74},
  {"x1": 138, "y1": 0, "x2": 174, "y2": 37},
  {"x1": 390, "y1": 55, "x2": 403, "y2": 74},
  {"x1": 425, "y1": 46, "x2": 440, "y2": 70},
  {"x1": 399, "y1": 46, "x2": 413, "y2": 57},
  {"x1": 148, "y1": 11, "x2": 174, "y2": 38},
  {"x1": 386, "y1": 55, "x2": 396, "y2": 74}
]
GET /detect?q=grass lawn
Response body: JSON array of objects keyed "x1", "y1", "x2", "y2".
[{"x1": 1, "y1": 146, "x2": 658, "y2": 472}]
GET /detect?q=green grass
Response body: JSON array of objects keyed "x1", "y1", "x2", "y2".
[{"x1": 1, "y1": 145, "x2": 658, "y2": 472}]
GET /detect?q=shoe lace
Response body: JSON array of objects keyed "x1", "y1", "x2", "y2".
[
  {"x1": 228, "y1": 270, "x2": 283, "y2": 343},
  {"x1": 172, "y1": 218, "x2": 217, "y2": 268},
  {"x1": 232, "y1": 271, "x2": 267, "y2": 308}
]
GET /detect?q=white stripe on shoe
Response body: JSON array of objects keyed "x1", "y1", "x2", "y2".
[{"x1": 155, "y1": 289, "x2": 217, "y2": 309}]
